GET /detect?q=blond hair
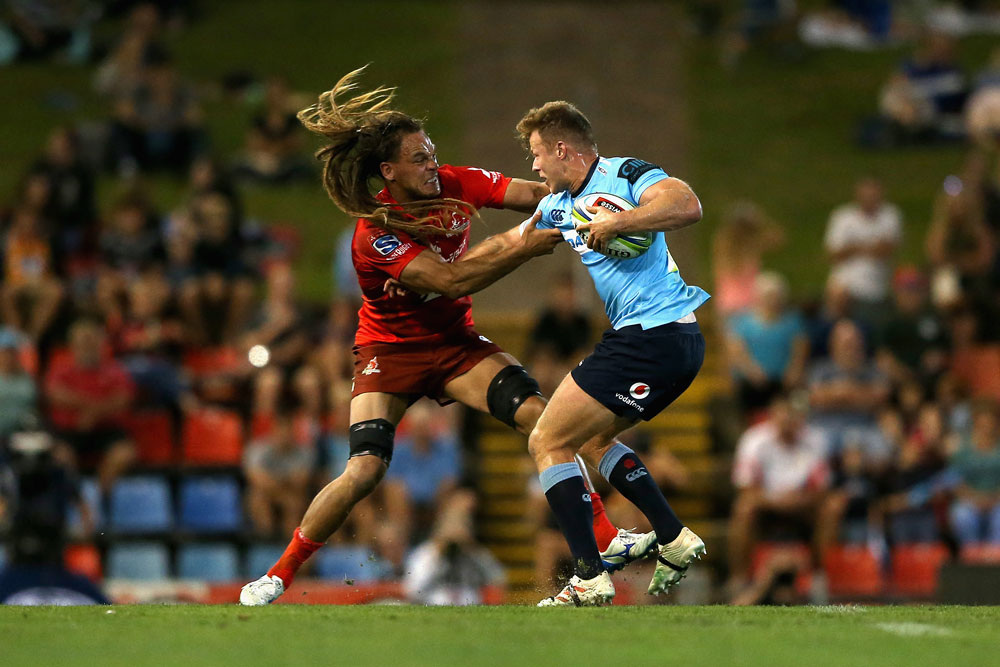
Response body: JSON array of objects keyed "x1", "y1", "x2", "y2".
[{"x1": 298, "y1": 66, "x2": 475, "y2": 237}]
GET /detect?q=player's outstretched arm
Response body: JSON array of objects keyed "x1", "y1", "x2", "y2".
[
  {"x1": 397, "y1": 212, "x2": 560, "y2": 299},
  {"x1": 576, "y1": 177, "x2": 702, "y2": 251},
  {"x1": 502, "y1": 178, "x2": 549, "y2": 214}
]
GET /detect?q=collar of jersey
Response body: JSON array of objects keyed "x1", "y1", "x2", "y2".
[{"x1": 571, "y1": 156, "x2": 601, "y2": 198}]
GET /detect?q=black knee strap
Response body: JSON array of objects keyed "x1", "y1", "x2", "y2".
[
  {"x1": 349, "y1": 419, "x2": 395, "y2": 465},
  {"x1": 486, "y1": 365, "x2": 542, "y2": 428}
]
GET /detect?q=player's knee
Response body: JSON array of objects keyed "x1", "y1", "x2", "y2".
[
  {"x1": 343, "y1": 455, "x2": 386, "y2": 499},
  {"x1": 487, "y1": 365, "x2": 543, "y2": 430},
  {"x1": 349, "y1": 419, "x2": 396, "y2": 470},
  {"x1": 526, "y1": 426, "x2": 555, "y2": 463}
]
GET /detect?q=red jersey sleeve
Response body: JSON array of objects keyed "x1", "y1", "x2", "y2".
[
  {"x1": 354, "y1": 225, "x2": 426, "y2": 280},
  {"x1": 444, "y1": 165, "x2": 512, "y2": 210}
]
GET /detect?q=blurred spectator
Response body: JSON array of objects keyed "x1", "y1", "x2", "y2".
[
  {"x1": 803, "y1": 277, "x2": 873, "y2": 362},
  {"x1": 109, "y1": 45, "x2": 205, "y2": 175},
  {"x1": 524, "y1": 273, "x2": 592, "y2": 396},
  {"x1": 720, "y1": 0, "x2": 800, "y2": 67},
  {"x1": 312, "y1": 297, "x2": 359, "y2": 403},
  {"x1": 246, "y1": 263, "x2": 312, "y2": 419},
  {"x1": 111, "y1": 277, "x2": 190, "y2": 412},
  {"x1": 244, "y1": 413, "x2": 315, "y2": 538},
  {"x1": 876, "y1": 267, "x2": 951, "y2": 391},
  {"x1": 878, "y1": 403, "x2": 949, "y2": 544},
  {"x1": 808, "y1": 319, "x2": 890, "y2": 452},
  {"x1": 232, "y1": 76, "x2": 312, "y2": 184},
  {"x1": 711, "y1": 200, "x2": 785, "y2": 320},
  {"x1": 383, "y1": 401, "x2": 460, "y2": 545},
  {"x1": 965, "y1": 47, "x2": 1000, "y2": 148},
  {"x1": 45, "y1": 319, "x2": 135, "y2": 493},
  {"x1": 1, "y1": 206, "x2": 65, "y2": 341},
  {"x1": 29, "y1": 126, "x2": 97, "y2": 258},
  {"x1": 824, "y1": 177, "x2": 902, "y2": 328},
  {"x1": 925, "y1": 163, "x2": 997, "y2": 312},
  {"x1": 876, "y1": 31, "x2": 968, "y2": 144},
  {"x1": 404, "y1": 489, "x2": 505, "y2": 606},
  {"x1": 726, "y1": 271, "x2": 809, "y2": 414},
  {"x1": 0, "y1": 0, "x2": 97, "y2": 64},
  {"x1": 799, "y1": 0, "x2": 892, "y2": 50},
  {"x1": 96, "y1": 190, "x2": 166, "y2": 322},
  {"x1": 179, "y1": 191, "x2": 255, "y2": 344},
  {"x1": 93, "y1": 2, "x2": 162, "y2": 99},
  {"x1": 949, "y1": 399, "x2": 1000, "y2": 546},
  {"x1": 728, "y1": 393, "x2": 830, "y2": 591},
  {"x1": 0, "y1": 329, "x2": 36, "y2": 442}
]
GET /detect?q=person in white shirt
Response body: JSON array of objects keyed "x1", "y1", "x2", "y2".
[
  {"x1": 727, "y1": 393, "x2": 830, "y2": 590},
  {"x1": 824, "y1": 178, "x2": 902, "y2": 326}
]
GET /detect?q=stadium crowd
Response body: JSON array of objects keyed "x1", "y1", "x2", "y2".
[{"x1": 719, "y1": 137, "x2": 1000, "y2": 603}]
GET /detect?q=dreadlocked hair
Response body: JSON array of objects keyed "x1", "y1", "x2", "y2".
[{"x1": 297, "y1": 66, "x2": 476, "y2": 237}]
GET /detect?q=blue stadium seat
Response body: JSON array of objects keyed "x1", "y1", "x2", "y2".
[
  {"x1": 109, "y1": 476, "x2": 172, "y2": 534},
  {"x1": 245, "y1": 544, "x2": 286, "y2": 579},
  {"x1": 315, "y1": 546, "x2": 388, "y2": 583},
  {"x1": 68, "y1": 477, "x2": 102, "y2": 536},
  {"x1": 177, "y1": 543, "x2": 239, "y2": 581},
  {"x1": 107, "y1": 542, "x2": 170, "y2": 580},
  {"x1": 178, "y1": 477, "x2": 242, "y2": 533}
]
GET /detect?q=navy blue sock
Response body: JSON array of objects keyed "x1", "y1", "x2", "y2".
[
  {"x1": 539, "y1": 463, "x2": 604, "y2": 580},
  {"x1": 600, "y1": 443, "x2": 683, "y2": 544}
]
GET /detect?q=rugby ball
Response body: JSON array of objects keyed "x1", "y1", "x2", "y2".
[{"x1": 571, "y1": 193, "x2": 653, "y2": 259}]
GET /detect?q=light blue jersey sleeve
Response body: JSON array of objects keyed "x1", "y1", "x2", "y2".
[{"x1": 609, "y1": 157, "x2": 670, "y2": 204}]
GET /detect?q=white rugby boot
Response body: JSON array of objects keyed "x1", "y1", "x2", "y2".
[
  {"x1": 538, "y1": 571, "x2": 615, "y2": 607},
  {"x1": 239, "y1": 574, "x2": 285, "y2": 606},
  {"x1": 647, "y1": 527, "x2": 706, "y2": 595},
  {"x1": 601, "y1": 528, "x2": 658, "y2": 573}
]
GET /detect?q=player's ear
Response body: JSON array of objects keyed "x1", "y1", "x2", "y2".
[
  {"x1": 380, "y1": 161, "x2": 395, "y2": 181},
  {"x1": 555, "y1": 141, "x2": 567, "y2": 160}
]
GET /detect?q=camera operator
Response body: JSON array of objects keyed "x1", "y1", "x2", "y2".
[
  {"x1": 403, "y1": 489, "x2": 505, "y2": 606},
  {"x1": 0, "y1": 424, "x2": 106, "y2": 605}
]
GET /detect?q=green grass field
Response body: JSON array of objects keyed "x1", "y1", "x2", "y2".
[{"x1": 4, "y1": 605, "x2": 998, "y2": 666}]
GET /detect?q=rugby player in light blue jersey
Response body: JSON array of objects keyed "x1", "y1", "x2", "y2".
[{"x1": 515, "y1": 101, "x2": 710, "y2": 606}]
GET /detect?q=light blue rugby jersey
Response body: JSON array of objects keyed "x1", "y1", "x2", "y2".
[{"x1": 533, "y1": 156, "x2": 710, "y2": 330}]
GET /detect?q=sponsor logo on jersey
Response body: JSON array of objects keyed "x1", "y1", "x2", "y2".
[
  {"x1": 372, "y1": 234, "x2": 403, "y2": 256},
  {"x1": 479, "y1": 335, "x2": 492, "y2": 343},
  {"x1": 618, "y1": 158, "x2": 659, "y2": 185},
  {"x1": 625, "y1": 467, "x2": 649, "y2": 482},
  {"x1": 361, "y1": 356, "x2": 381, "y2": 375},
  {"x1": 615, "y1": 393, "x2": 645, "y2": 413},
  {"x1": 630, "y1": 382, "x2": 651, "y2": 399},
  {"x1": 551, "y1": 208, "x2": 564, "y2": 222},
  {"x1": 593, "y1": 196, "x2": 625, "y2": 213}
]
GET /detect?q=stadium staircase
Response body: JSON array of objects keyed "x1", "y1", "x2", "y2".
[{"x1": 474, "y1": 311, "x2": 732, "y2": 598}]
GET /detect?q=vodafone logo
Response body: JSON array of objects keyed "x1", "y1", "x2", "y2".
[{"x1": 629, "y1": 382, "x2": 651, "y2": 400}]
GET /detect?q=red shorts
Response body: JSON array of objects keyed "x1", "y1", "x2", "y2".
[{"x1": 352, "y1": 328, "x2": 503, "y2": 402}]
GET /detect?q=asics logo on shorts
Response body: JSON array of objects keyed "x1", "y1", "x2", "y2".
[
  {"x1": 629, "y1": 382, "x2": 651, "y2": 399},
  {"x1": 582, "y1": 493, "x2": 591, "y2": 503}
]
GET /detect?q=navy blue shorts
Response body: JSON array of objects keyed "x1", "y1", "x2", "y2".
[{"x1": 570, "y1": 321, "x2": 705, "y2": 422}]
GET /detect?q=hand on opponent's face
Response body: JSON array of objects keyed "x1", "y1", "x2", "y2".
[{"x1": 575, "y1": 204, "x2": 622, "y2": 255}]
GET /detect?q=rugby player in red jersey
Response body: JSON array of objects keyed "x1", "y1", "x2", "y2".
[{"x1": 241, "y1": 69, "x2": 652, "y2": 605}]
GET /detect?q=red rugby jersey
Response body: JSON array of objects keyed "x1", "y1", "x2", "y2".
[{"x1": 352, "y1": 164, "x2": 512, "y2": 346}]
